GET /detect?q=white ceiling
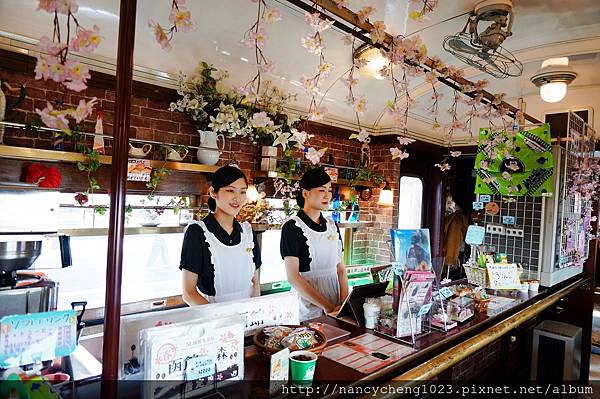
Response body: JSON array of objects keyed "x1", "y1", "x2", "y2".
[{"x1": 1, "y1": 0, "x2": 599, "y2": 144}]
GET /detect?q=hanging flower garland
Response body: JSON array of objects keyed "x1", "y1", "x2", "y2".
[
  {"x1": 343, "y1": 29, "x2": 370, "y2": 144},
  {"x1": 383, "y1": 35, "x2": 428, "y2": 160},
  {"x1": 298, "y1": 9, "x2": 335, "y2": 165},
  {"x1": 568, "y1": 160, "x2": 600, "y2": 265},
  {"x1": 33, "y1": 1, "x2": 100, "y2": 133},
  {"x1": 149, "y1": 0, "x2": 195, "y2": 51},
  {"x1": 240, "y1": 0, "x2": 281, "y2": 106}
]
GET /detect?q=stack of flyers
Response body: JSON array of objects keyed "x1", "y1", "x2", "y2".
[{"x1": 396, "y1": 271, "x2": 435, "y2": 338}]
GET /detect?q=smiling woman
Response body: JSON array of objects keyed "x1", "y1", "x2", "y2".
[{"x1": 179, "y1": 165, "x2": 263, "y2": 306}]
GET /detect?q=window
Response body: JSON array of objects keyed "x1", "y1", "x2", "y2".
[{"x1": 397, "y1": 176, "x2": 423, "y2": 229}]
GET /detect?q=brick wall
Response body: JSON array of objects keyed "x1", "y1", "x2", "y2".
[{"x1": 0, "y1": 64, "x2": 397, "y2": 265}]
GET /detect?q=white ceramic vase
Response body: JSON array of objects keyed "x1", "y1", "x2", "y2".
[{"x1": 196, "y1": 130, "x2": 225, "y2": 166}]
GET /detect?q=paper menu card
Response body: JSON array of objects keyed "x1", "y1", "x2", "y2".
[
  {"x1": 486, "y1": 263, "x2": 521, "y2": 289},
  {"x1": 321, "y1": 333, "x2": 415, "y2": 375},
  {"x1": 141, "y1": 314, "x2": 244, "y2": 397},
  {"x1": 0, "y1": 310, "x2": 77, "y2": 368},
  {"x1": 120, "y1": 291, "x2": 299, "y2": 378}
]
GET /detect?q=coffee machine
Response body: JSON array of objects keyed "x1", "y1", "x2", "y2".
[{"x1": 0, "y1": 182, "x2": 70, "y2": 318}]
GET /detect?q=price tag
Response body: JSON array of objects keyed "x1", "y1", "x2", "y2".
[
  {"x1": 417, "y1": 303, "x2": 432, "y2": 317},
  {"x1": 479, "y1": 195, "x2": 491, "y2": 203},
  {"x1": 439, "y1": 287, "x2": 454, "y2": 299},
  {"x1": 502, "y1": 216, "x2": 516, "y2": 225},
  {"x1": 472, "y1": 201, "x2": 484, "y2": 210},
  {"x1": 185, "y1": 356, "x2": 215, "y2": 380},
  {"x1": 465, "y1": 225, "x2": 485, "y2": 245}
]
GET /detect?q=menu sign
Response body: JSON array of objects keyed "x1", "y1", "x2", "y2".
[
  {"x1": 127, "y1": 159, "x2": 152, "y2": 182},
  {"x1": 142, "y1": 315, "x2": 244, "y2": 397},
  {"x1": 0, "y1": 310, "x2": 77, "y2": 368},
  {"x1": 486, "y1": 263, "x2": 521, "y2": 289}
]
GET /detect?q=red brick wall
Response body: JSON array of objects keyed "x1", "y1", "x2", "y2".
[{"x1": 0, "y1": 65, "x2": 398, "y2": 265}]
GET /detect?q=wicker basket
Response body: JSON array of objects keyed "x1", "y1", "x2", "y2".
[
  {"x1": 463, "y1": 264, "x2": 490, "y2": 288},
  {"x1": 253, "y1": 325, "x2": 327, "y2": 359}
]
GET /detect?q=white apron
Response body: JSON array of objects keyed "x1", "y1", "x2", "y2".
[
  {"x1": 291, "y1": 215, "x2": 343, "y2": 321},
  {"x1": 196, "y1": 220, "x2": 256, "y2": 303}
]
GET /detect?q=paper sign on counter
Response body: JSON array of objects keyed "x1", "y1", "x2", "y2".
[
  {"x1": 269, "y1": 348, "x2": 289, "y2": 395},
  {"x1": 0, "y1": 310, "x2": 77, "y2": 368},
  {"x1": 486, "y1": 263, "x2": 521, "y2": 290}
]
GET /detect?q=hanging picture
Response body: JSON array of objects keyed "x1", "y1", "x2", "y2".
[
  {"x1": 474, "y1": 124, "x2": 554, "y2": 197},
  {"x1": 390, "y1": 229, "x2": 432, "y2": 271}
]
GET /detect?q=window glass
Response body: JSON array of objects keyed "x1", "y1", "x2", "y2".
[{"x1": 397, "y1": 176, "x2": 423, "y2": 229}]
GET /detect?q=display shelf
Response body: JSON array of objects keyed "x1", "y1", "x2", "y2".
[
  {"x1": 0, "y1": 144, "x2": 220, "y2": 173},
  {"x1": 58, "y1": 221, "x2": 373, "y2": 236}
]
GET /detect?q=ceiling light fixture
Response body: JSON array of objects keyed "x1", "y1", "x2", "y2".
[
  {"x1": 354, "y1": 44, "x2": 389, "y2": 80},
  {"x1": 530, "y1": 57, "x2": 577, "y2": 103}
]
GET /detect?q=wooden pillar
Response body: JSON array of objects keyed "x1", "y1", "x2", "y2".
[
  {"x1": 101, "y1": 0, "x2": 137, "y2": 381},
  {"x1": 430, "y1": 167, "x2": 445, "y2": 258}
]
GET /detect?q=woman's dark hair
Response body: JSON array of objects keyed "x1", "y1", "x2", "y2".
[
  {"x1": 207, "y1": 166, "x2": 248, "y2": 212},
  {"x1": 296, "y1": 168, "x2": 331, "y2": 208}
]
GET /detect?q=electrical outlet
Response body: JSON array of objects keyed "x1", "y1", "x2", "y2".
[
  {"x1": 505, "y1": 228, "x2": 524, "y2": 237},
  {"x1": 486, "y1": 224, "x2": 505, "y2": 235}
]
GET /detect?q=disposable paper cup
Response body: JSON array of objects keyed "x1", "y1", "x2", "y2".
[
  {"x1": 529, "y1": 281, "x2": 539, "y2": 291},
  {"x1": 519, "y1": 282, "x2": 529, "y2": 292},
  {"x1": 289, "y1": 350, "x2": 317, "y2": 387},
  {"x1": 363, "y1": 303, "x2": 381, "y2": 329}
]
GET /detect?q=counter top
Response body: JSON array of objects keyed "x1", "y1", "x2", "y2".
[{"x1": 55, "y1": 275, "x2": 589, "y2": 399}]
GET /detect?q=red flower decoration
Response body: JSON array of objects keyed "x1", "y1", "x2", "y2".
[{"x1": 25, "y1": 163, "x2": 62, "y2": 188}]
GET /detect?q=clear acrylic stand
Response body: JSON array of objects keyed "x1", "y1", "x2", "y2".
[{"x1": 393, "y1": 273, "x2": 434, "y2": 347}]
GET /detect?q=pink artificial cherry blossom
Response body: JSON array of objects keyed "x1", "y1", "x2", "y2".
[
  {"x1": 390, "y1": 147, "x2": 409, "y2": 160},
  {"x1": 263, "y1": 8, "x2": 282, "y2": 23},
  {"x1": 305, "y1": 147, "x2": 327, "y2": 164},
  {"x1": 169, "y1": 4, "x2": 195, "y2": 32},
  {"x1": 356, "y1": 5, "x2": 375, "y2": 24},
  {"x1": 307, "y1": 106, "x2": 327, "y2": 121},
  {"x1": 370, "y1": 21, "x2": 387, "y2": 45},
  {"x1": 70, "y1": 25, "x2": 102, "y2": 53},
  {"x1": 148, "y1": 20, "x2": 172, "y2": 51},
  {"x1": 72, "y1": 98, "x2": 98, "y2": 123},
  {"x1": 35, "y1": 103, "x2": 70, "y2": 132}
]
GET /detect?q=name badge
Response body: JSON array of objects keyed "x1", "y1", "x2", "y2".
[
  {"x1": 246, "y1": 247, "x2": 253, "y2": 253},
  {"x1": 327, "y1": 234, "x2": 337, "y2": 240}
]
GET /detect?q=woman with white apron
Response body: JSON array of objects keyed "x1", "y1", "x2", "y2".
[
  {"x1": 280, "y1": 168, "x2": 349, "y2": 321},
  {"x1": 180, "y1": 166, "x2": 261, "y2": 305}
]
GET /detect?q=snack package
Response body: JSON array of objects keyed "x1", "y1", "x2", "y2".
[
  {"x1": 263, "y1": 326, "x2": 294, "y2": 339},
  {"x1": 280, "y1": 328, "x2": 318, "y2": 351}
]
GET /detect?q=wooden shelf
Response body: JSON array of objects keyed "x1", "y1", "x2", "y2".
[
  {"x1": 0, "y1": 145, "x2": 219, "y2": 173},
  {"x1": 251, "y1": 170, "x2": 375, "y2": 187}
]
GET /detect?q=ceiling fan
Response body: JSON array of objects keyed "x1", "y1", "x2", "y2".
[{"x1": 443, "y1": 0, "x2": 523, "y2": 79}]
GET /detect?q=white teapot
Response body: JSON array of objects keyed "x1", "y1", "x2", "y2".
[
  {"x1": 165, "y1": 145, "x2": 188, "y2": 161},
  {"x1": 129, "y1": 143, "x2": 152, "y2": 159}
]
